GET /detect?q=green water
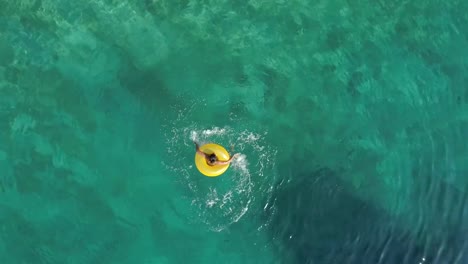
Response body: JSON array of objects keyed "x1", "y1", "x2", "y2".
[{"x1": 1, "y1": 0, "x2": 468, "y2": 263}]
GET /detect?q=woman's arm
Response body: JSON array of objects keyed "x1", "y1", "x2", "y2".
[
  {"x1": 214, "y1": 153, "x2": 239, "y2": 165},
  {"x1": 194, "y1": 141, "x2": 206, "y2": 157}
]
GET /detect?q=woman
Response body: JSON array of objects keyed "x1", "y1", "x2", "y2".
[{"x1": 194, "y1": 141, "x2": 239, "y2": 166}]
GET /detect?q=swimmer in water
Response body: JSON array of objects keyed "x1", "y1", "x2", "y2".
[{"x1": 194, "y1": 141, "x2": 239, "y2": 166}]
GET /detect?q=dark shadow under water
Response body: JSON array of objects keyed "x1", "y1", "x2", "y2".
[{"x1": 266, "y1": 167, "x2": 468, "y2": 264}]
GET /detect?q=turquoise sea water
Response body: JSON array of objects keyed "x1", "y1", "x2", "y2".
[{"x1": 1, "y1": 0, "x2": 468, "y2": 263}]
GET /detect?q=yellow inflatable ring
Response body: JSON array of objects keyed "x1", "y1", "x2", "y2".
[{"x1": 195, "y1": 143, "x2": 230, "y2": 177}]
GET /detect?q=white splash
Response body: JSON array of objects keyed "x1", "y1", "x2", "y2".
[
  {"x1": 202, "y1": 127, "x2": 226, "y2": 136},
  {"x1": 231, "y1": 153, "x2": 249, "y2": 176}
]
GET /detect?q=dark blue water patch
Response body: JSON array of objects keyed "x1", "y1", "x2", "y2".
[
  {"x1": 265, "y1": 167, "x2": 468, "y2": 264},
  {"x1": 117, "y1": 63, "x2": 176, "y2": 114}
]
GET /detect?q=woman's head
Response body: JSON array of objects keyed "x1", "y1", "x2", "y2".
[{"x1": 208, "y1": 153, "x2": 217, "y2": 164}]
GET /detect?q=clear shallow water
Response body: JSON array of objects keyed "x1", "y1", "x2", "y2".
[{"x1": 1, "y1": 0, "x2": 468, "y2": 263}]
